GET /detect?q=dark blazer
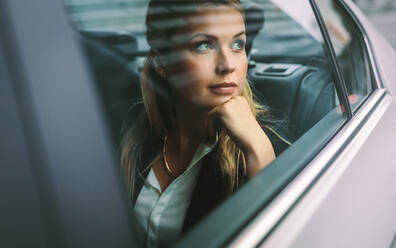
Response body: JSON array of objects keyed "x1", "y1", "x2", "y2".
[{"x1": 131, "y1": 122, "x2": 290, "y2": 233}]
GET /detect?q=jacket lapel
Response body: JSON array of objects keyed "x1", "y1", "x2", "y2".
[{"x1": 182, "y1": 148, "x2": 227, "y2": 232}]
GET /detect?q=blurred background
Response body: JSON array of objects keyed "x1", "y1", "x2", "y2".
[{"x1": 353, "y1": 0, "x2": 396, "y2": 48}]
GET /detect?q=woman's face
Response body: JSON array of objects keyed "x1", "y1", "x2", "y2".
[{"x1": 163, "y1": 4, "x2": 248, "y2": 111}]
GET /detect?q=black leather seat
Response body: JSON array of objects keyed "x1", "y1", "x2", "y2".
[{"x1": 289, "y1": 67, "x2": 336, "y2": 139}]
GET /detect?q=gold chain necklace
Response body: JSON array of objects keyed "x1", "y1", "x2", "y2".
[{"x1": 162, "y1": 136, "x2": 179, "y2": 178}]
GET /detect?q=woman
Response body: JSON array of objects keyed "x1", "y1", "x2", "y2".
[{"x1": 120, "y1": 0, "x2": 289, "y2": 247}]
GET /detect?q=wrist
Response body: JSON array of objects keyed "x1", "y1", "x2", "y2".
[{"x1": 244, "y1": 133, "x2": 275, "y2": 177}]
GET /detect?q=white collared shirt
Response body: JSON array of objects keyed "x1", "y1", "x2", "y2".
[{"x1": 134, "y1": 142, "x2": 215, "y2": 248}]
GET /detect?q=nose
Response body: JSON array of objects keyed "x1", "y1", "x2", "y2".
[{"x1": 215, "y1": 48, "x2": 236, "y2": 75}]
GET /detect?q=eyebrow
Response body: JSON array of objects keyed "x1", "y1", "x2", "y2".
[
  {"x1": 233, "y1": 31, "x2": 246, "y2": 38},
  {"x1": 189, "y1": 31, "x2": 246, "y2": 41}
]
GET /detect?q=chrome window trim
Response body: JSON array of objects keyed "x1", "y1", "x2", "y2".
[
  {"x1": 340, "y1": 0, "x2": 384, "y2": 89},
  {"x1": 228, "y1": 88, "x2": 389, "y2": 248}
]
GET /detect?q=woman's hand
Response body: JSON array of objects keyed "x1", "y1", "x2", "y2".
[{"x1": 209, "y1": 96, "x2": 275, "y2": 177}]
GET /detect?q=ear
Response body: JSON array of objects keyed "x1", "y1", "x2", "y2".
[{"x1": 152, "y1": 49, "x2": 167, "y2": 78}]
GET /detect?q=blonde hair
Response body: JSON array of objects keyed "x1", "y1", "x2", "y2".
[{"x1": 121, "y1": 0, "x2": 268, "y2": 200}]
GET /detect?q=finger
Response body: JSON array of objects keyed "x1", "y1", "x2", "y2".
[
  {"x1": 209, "y1": 96, "x2": 242, "y2": 121},
  {"x1": 209, "y1": 97, "x2": 231, "y2": 116}
]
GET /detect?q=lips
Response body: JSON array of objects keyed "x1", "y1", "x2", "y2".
[{"x1": 209, "y1": 82, "x2": 237, "y2": 95}]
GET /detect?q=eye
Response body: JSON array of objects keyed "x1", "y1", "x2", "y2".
[
  {"x1": 194, "y1": 41, "x2": 214, "y2": 52},
  {"x1": 231, "y1": 39, "x2": 245, "y2": 51}
]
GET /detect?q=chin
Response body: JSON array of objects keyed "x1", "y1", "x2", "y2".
[{"x1": 200, "y1": 96, "x2": 235, "y2": 110}]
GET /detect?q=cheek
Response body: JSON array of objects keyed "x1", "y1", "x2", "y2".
[
  {"x1": 239, "y1": 56, "x2": 248, "y2": 76},
  {"x1": 169, "y1": 59, "x2": 211, "y2": 88},
  {"x1": 236, "y1": 56, "x2": 248, "y2": 95},
  {"x1": 167, "y1": 62, "x2": 193, "y2": 87}
]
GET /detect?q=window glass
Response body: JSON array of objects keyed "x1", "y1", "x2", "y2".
[
  {"x1": 61, "y1": 0, "x2": 346, "y2": 246},
  {"x1": 315, "y1": 0, "x2": 372, "y2": 111}
]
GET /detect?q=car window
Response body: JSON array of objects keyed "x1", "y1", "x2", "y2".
[
  {"x1": 61, "y1": 0, "x2": 347, "y2": 246},
  {"x1": 315, "y1": 0, "x2": 373, "y2": 111}
]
